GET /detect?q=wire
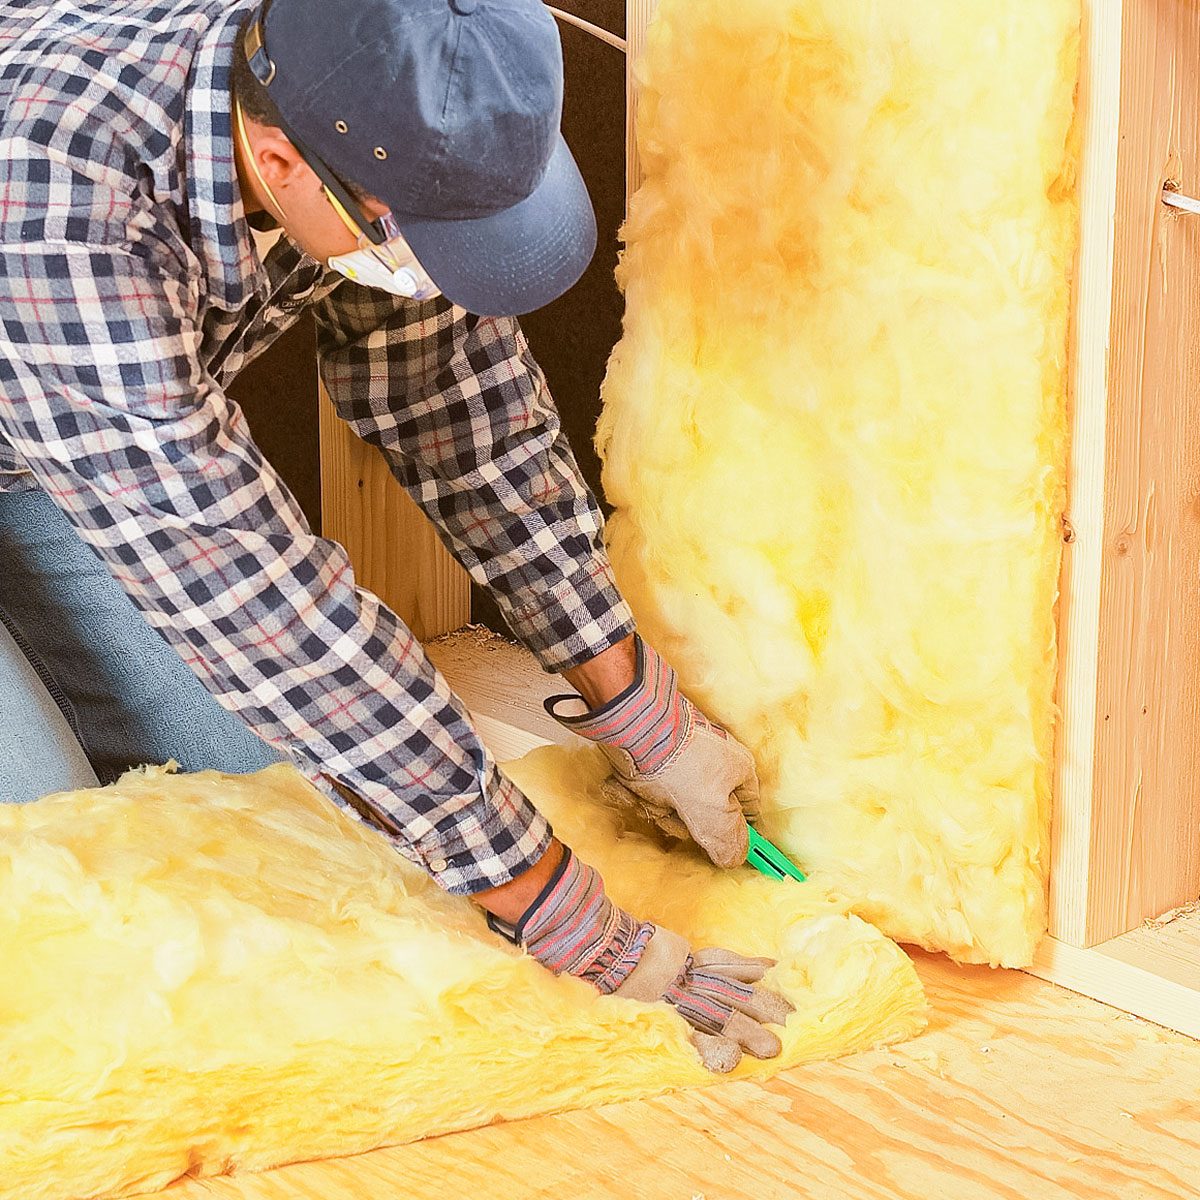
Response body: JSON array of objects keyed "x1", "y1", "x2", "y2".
[
  {"x1": 1162, "y1": 187, "x2": 1200, "y2": 217},
  {"x1": 545, "y1": 6, "x2": 628, "y2": 53}
]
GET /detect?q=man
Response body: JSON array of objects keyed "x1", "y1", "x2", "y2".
[{"x1": 0, "y1": 0, "x2": 789, "y2": 1071}]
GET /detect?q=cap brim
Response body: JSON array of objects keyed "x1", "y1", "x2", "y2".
[{"x1": 394, "y1": 135, "x2": 598, "y2": 318}]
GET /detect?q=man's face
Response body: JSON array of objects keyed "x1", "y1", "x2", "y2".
[{"x1": 233, "y1": 108, "x2": 390, "y2": 263}]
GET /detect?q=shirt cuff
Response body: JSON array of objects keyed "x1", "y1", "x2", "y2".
[
  {"x1": 503, "y1": 557, "x2": 638, "y2": 674},
  {"x1": 314, "y1": 765, "x2": 555, "y2": 897},
  {"x1": 415, "y1": 771, "x2": 555, "y2": 895}
]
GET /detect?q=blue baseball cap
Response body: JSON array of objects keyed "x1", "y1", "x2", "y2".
[{"x1": 244, "y1": 0, "x2": 597, "y2": 316}]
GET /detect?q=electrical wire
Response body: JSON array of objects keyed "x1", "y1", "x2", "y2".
[
  {"x1": 1162, "y1": 186, "x2": 1200, "y2": 217},
  {"x1": 545, "y1": 5, "x2": 628, "y2": 53}
]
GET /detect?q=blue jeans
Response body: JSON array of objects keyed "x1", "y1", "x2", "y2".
[{"x1": 0, "y1": 487, "x2": 285, "y2": 804}]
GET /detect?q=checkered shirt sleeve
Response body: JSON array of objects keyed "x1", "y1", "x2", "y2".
[
  {"x1": 0, "y1": 241, "x2": 553, "y2": 894},
  {"x1": 313, "y1": 285, "x2": 636, "y2": 673}
]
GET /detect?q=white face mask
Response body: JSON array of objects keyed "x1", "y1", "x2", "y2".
[
  {"x1": 234, "y1": 99, "x2": 441, "y2": 302},
  {"x1": 325, "y1": 210, "x2": 442, "y2": 301}
]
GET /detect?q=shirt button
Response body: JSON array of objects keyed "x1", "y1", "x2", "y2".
[{"x1": 428, "y1": 857, "x2": 449, "y2": 873}]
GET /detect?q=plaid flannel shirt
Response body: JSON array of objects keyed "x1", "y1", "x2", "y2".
[{"x1": 0, "y1": 0, "x2": 635, "y2": 893}]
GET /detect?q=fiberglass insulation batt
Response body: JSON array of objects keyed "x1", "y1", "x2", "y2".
[
  {"x1": 0, "y1": 756, "x2": 924, "y2": 1200},
  {"x1": 599, "y1": 0, "x2": 1081, "y2": 966}
]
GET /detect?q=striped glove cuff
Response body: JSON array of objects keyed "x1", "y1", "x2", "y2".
[
  {"x1": 496, "y1": 848, "x2": 654, "y2": 995},
  {"x1": 544, "y1": 635, "x2": 692, "y2": 776}
]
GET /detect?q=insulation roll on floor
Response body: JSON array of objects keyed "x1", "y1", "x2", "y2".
[
  {"x1": 599, "y1": 0, "x2": 1081, "y2": 966},
  {"x1": 0, "y1": 757, "x2": 925, "y2": 1200}
]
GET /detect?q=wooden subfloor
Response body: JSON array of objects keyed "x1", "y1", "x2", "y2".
[
  {"x1": 144, "y1": 631, "x2": 1200, "y2": 1200},
  {"x1": 146, "y1": 950, "x2": 1200, "y2": 1200}
]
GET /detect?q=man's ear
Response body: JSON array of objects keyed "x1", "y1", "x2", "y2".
[{"x1": 254, "y1": 129, "x2": 311, "y2": 195}]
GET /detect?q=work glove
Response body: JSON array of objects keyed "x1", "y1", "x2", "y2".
[
  {"x1": 489, "y1": 848, "x2": 792, "y2": 1073},
  {"x1": 545, "y1": 635, "x2": 759, "y2": 868}
]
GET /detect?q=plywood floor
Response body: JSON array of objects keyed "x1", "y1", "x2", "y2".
[
  {"x1": 145, "y1": 949, "x2": 1199, "y2": 1200},
  {"x1": 142, "y1": 632, "x2": 1200, "y2": 1200}
]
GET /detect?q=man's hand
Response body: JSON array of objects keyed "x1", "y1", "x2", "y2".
[
  {"x1": 482, "y1": 846, "x2": 791, "y2": 1073},
  {"x1": 549, "y1": 635, "x2": 759, "y2": 868}
]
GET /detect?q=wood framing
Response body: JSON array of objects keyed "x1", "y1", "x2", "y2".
[
  {"x1": 1031, "y1": 908, "x2": 1200, "y2": 1040},
  {"x1": 625, "y1": 1, "x2": 658, "y2": 206},
  {"x1": 1052, "y1": 0, "x2": 1200, "y2": 949},
  {"x1": 318, "y1": 386, "x2": 470, "y2": 642},
  {"x1": 1050, "y1": 0, "x2": 1124, "y2": 950}
]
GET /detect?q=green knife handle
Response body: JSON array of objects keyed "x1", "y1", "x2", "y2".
[{"x1": 747, "y1": 825, "x2": 807, "y2": 883}]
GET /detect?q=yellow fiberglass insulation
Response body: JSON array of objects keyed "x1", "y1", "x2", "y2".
[
  {"x1": 0, "y1": 754, "x2": 925, "y2": 1200},
  {"x1": 599, "y1": 0, "x2": 1080, "y2": 966}
]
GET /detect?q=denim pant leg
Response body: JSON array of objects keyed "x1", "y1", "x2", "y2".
[
  {"x1": 0, "y1": 487, "x2": 287, "y2": 789},
  {"x1": 0, "y1": 618, "x2": 99, "y2": 803}
]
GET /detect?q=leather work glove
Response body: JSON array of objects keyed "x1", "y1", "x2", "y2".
[
  {"x1": 545, "y1": 635, "x2": 760, "y2": 868},
  {"x1": 489, "y1": 848, "x2": 792, "y2": 1073}
]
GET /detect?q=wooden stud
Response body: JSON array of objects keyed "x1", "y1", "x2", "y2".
[
  {"x1": 1050, "y1": 0, "x2": 1125, "y2": 947},
  {"x1": 626, "y1": 0, "x2": 658, "y2": 210},
  {"x1": 318, "y1": 386, "x2": 470, "y2": 643},
  {"x1": 1052, "y1": 0, "x2": 1200, "y2": 948}
]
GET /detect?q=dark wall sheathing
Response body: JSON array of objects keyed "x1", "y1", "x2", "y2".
[{"x1": 229, "y1": 315, "x2": 322, "y2": 532}]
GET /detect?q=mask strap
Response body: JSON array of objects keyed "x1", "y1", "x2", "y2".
[{"x1": 232, "y1": 97, "x2": 287, "y2": 224}]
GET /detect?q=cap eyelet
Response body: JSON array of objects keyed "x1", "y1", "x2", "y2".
[
  {"x1": 373, "y1": 146, "x2": 388, "y2": 160},
  {"x1": 334, "y1": 120, "x2": 348, "y2": 134}
]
